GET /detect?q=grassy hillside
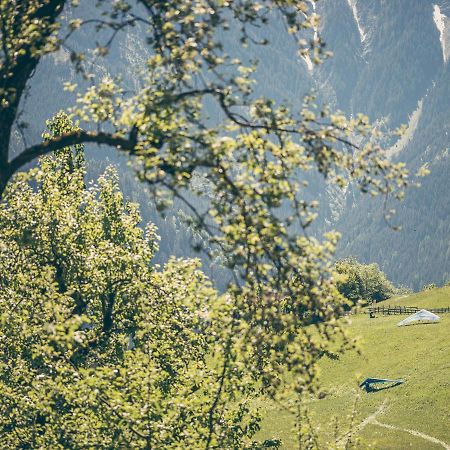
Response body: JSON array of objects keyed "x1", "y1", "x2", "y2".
[
  {"x1": 382, "y1": 285, "x2": 450, "y2": 309},
  {"x1": 258, "y1": 287, "x2": 450, "y2": 449}
]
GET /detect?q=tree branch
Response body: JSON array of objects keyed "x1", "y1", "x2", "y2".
[
  {"x1": 0, "y1": 0, "x2": 66, "y2": 166},
  {"x1": 10, "y1": 130, "x2": 136, "y2": 172},
  {"x1": 0, "y1": 130, "x2": 137, "y2": 197}
]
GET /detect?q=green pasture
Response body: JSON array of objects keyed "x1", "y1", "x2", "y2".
[{"x1": 258, "y1": 287, "x2": 450, "y2": 449}]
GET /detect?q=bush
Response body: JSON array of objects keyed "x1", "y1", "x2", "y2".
[{"x1": 394, "y1": 284, "x2": 414, "y2": 296}]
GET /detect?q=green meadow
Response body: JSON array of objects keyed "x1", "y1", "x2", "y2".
[{"x1": 259, "y1": 286, "x2": 450, "y2": 449}]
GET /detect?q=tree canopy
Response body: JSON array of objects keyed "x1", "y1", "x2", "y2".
[
  {"x1": 0, "y1": 113, "x2": 264, "y2": 448},
  {"x1": 0, "y1": 2, "x2": 426, "y2": 448},
  {"x1": 335, "y1": 257, "x2": 396, "y2": 305}
]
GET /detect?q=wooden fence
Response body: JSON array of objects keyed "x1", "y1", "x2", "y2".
[
  {"x1": 367, "y1": 306, "x2": 450, "y2": 315},
  {"x1": 428, "y1": 307, "x2": 450, "y2": 314}
]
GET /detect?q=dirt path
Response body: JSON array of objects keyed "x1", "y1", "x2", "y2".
[
  {"x1": 336, "y1": 400, "x2": 387, "y2": 447},
  {"x1": 337, "y1": 401, "x2": 450, "y2": 449},
  {"x1": 371, "y1": 419, "x2": 450, "y2": 450}
]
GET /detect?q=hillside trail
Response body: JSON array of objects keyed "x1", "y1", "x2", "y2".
[
  {"x1": 370, "y1": 419, "x2": 450, "y2": 450},
  {"x1": 336, "y1": 400, "x2": 388, "y2": 447},
  {"x1": 337, "y1": 400, "x2": 450, "y2": 449}
]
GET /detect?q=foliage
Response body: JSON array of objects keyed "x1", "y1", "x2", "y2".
[
  {"x1": 421, "y1": 283, "x2": 437, "y2": 291},
  {"x1": 0, "y1": 113, "x2": 266, "y2": 448},
  {"x1": 0, "y1": 2, "x2": 426, "y2": 447},
  {"x1": 394, "y1": 284, "x2": 414, "y2": 296},
  {"x1": 335, "y1": 257, "x2": 395, "y2": 305}
]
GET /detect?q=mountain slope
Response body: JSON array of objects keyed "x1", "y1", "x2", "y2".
[
  {"x1": 315, "y1": 0, "x2": 450, "y2": 290},
  {"x1": 13, "y1": 1, "x2": 450, "y2": 289}
]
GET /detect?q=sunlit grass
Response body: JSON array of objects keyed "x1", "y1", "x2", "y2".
[{"x1": 258, "y1": 286, "x2": 450, "y2": 448}]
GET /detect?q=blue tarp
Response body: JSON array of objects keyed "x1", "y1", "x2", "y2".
[{"x1": 359, "y1": 378, "x2": 405, "y2": 392}]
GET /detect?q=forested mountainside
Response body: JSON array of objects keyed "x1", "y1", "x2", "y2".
[
  {"x1": 12, "y1": 0, "x2": 450, "y2": 290},
  {"x1": 315, "y1": 0, "x2": 450, "y2": 290}
]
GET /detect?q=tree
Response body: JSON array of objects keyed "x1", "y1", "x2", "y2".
[
  {"x1": 0, "y1": 113, "x2": 267, "y2": 448},
  {"x1": 335, "y1": 257, "x2": 396, "y2": 305},
  {"x1": 0, "y1": 2, "x2": 424, "y2": 447}
]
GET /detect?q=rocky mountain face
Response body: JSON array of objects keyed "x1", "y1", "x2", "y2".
[
  {"x1": 13, "y1": 1, "x2": 450, "y2": 290},
  {"x1": 221, "y1": 0, "x2": 450, "y2": 290},
  {"x1": 313, "y1": 0, "x2": 450, "y2": 289}
]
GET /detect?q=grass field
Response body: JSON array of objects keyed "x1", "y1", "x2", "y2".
[{"x1": 258, "y1": 286, "x2": 450, "y2": 449}]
